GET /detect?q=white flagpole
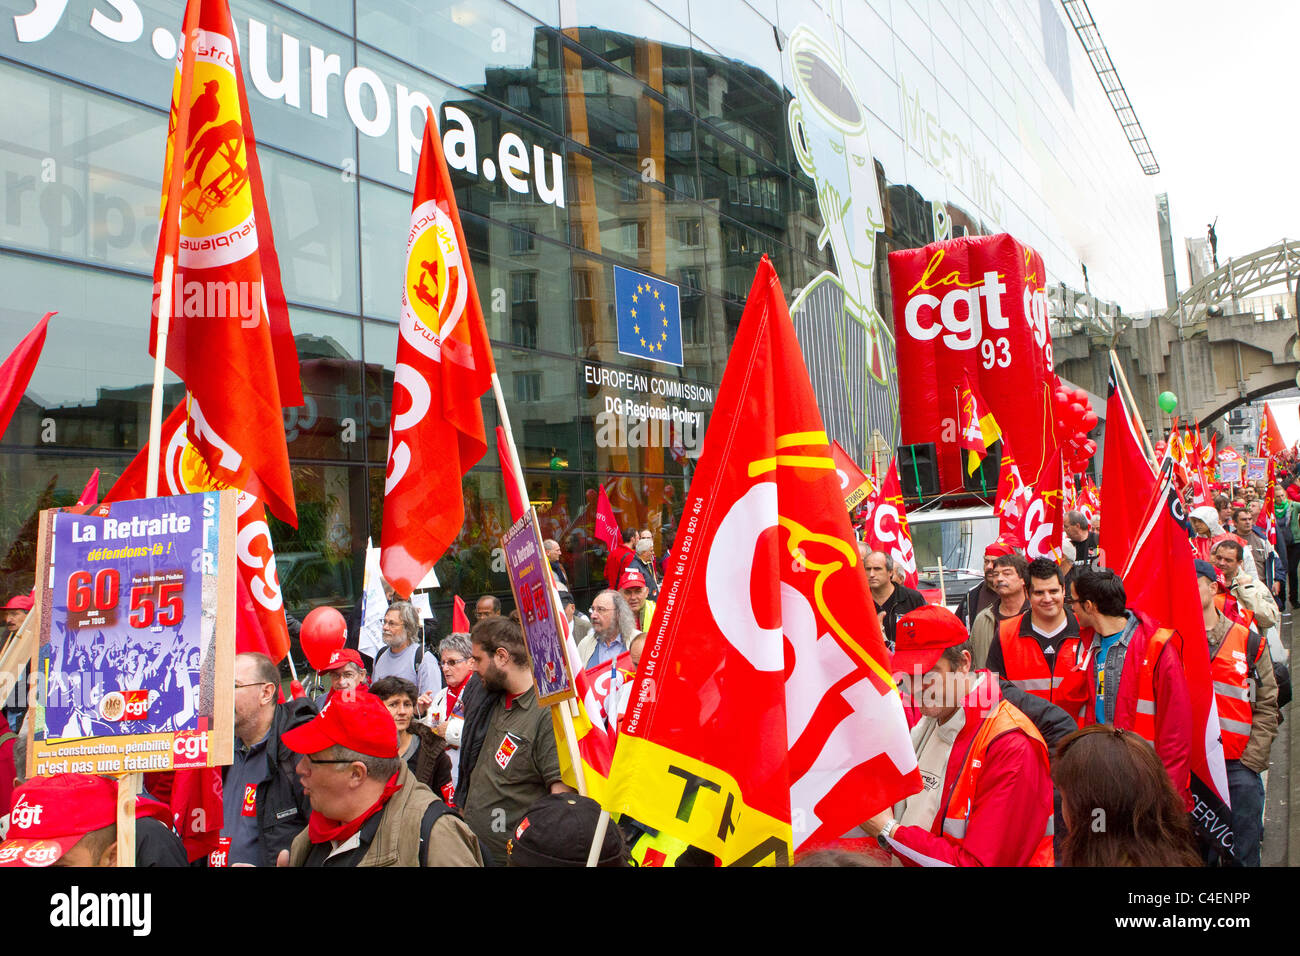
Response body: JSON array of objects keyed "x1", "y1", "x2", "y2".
[
  {"x1": 145, "y1": 253, "x2": 175, "y2": 499},
  {"x1": 489, "y1": 371, "x2": 590, "y2": 799}
]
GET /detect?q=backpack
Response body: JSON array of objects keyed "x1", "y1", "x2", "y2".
[{"x1": 1247, "y1": 629, "x2": 1292, "y2": 713}]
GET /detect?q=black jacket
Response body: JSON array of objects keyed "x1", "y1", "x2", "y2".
[
  {"x1": 453, "y1": 673, "x2": 501, "y2": 810},
  {"x1": 229, "y1": 696, "x2": 317, "y2": 868}
]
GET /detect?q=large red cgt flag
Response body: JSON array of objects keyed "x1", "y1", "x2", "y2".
[
  {"x1": 104, "y1": 399, "x2": 291, "y2": 664},
  {"x1": 861, "y1": 458, "x2": 919, "y2": 589},
  {"x1": 889, "y1": 234, "x2": 1057, "y2": 488},
  {"x1": 0, "y1": 312, "x2": 53, "y2": 441},
  {"x1": 608, "y1": 257, "x2": 920, "y2": 865},
  {"x1": 380, "y1": 109, "x2": 494, "y2": 599},
  {"x1": 1122, "y1": 465, "x2": 1233, "y2": 858},
  {"x1": 1099, "y1": 355, "x2": 1156, "y2": 570},
  {"x1": 149, "y1": 0, "x2": 301, "y2": 526}
]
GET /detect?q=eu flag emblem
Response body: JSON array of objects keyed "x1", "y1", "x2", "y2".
[{"x1": 614, "y1": 265, "x2": 683, "y2": 366}]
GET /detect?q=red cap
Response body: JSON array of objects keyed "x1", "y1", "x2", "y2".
[
  {"x1": 0, "y1": 774, "x2": 117, "y2": 867},
  {"x1": 891, "y1": 605, "x2": 969, "y2": 677},
  {"x1": 3, "y1": 594, "x2": 33, "y2": 612},
  {"x1": 618, "y1": 567, "x2": 647, "y2": 591},
  {"x1": 984, "y1": 540, "x2": 1015, "y2": 558},
  {"x1": 281, "y1": 692, "x2": 398, "y2": 758},
  {"x1": 319, "y1": 648, "x2": 364, "y2": 673}
]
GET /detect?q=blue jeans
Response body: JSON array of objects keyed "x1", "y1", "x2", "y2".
[{"x1": 1226, "y1": 760, "x2": 1265, "y2": 867}]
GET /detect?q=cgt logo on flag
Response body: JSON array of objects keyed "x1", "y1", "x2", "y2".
[{"x1": 614, "y1": 265, "x2": 683, "y2": 366}]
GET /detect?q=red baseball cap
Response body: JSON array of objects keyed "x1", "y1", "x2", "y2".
[
  {"x1": 618, "y1": 567, "x2": 647, "y2": 591},
  {"x1": 282, "y1": 691, "x2": 398, "y2": 758},
  {"x1": 0, "y1": 774, "x2": 117, "y2": 867},
  {"x1": 891, "y1": 605, "x2": 969, "y2": 677},
  {"x1": 319, "y1": 648, "x2": 364, "y2": 673},
  {"x1": 3, "y1": 594, "x2": 33, "y2": 612}
]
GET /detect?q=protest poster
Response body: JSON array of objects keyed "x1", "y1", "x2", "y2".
[
  {"x1": 1246, "y1": 457, "x2": 1268, "y2": 482},
  {"x1": 501, "y1": 511, "x2": 575, "y2": 707},
  {"x1": 27, "y1": 491, "x2": 236, "y2": 777},
  {"x1": 1217, "y1": 460, "x2": 1244, "y2": 484}
]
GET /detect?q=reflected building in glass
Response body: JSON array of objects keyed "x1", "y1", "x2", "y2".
[{"x1": 0, "y1": 0, "x2": 1164, "y2": 652}]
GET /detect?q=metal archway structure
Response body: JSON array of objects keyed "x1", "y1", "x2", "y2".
[{"x1": 1166, "y1": 239, "x2": 1300, "y2": 328}]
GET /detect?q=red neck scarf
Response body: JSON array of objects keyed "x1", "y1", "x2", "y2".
[{"x1": 308, "y1": 772, "x2": 402, "y2": 845}]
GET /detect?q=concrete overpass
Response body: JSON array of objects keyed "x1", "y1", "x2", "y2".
[{"x1": 1050, "y1": 239, "x2": 1300, "y2": 439}]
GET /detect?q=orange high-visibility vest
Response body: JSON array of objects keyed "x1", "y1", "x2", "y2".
[
  {"x1": 940, "y1": 700, "x2": 1053, "y2": 867},
  {"x1": 1131, "y1": 628, "x2": 1175, "y2": 744},
  {"x1": 997, "y1": 615, "x2": 1090, "y2": 724},
  {"x1": 1210, "y1": 620, "x2": 1262, "y2": 760}
]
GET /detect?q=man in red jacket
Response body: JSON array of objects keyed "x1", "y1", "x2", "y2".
[
  {"x1": 864, "y1": 605, "x2": 1054, "y2": 867},
  {"x1": 1069, "y1": 567, "x2": 1192, "y2": 803},
  {"x1": 603, "y1": 527, "x2": 638, "y2": 590}
]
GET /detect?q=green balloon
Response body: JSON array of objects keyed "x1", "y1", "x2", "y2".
[{"x1": 1158, "y1": 391, "x2": 1178, "y2": 413}]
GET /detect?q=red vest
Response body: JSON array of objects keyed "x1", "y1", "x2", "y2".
[
  {"x1": 1131, "y1": 628, "x2": 1175, "y2": 744},
  {"x1": 941, "y1": 700, "x2": 1053, "y2": 867},
  {"x1": 997, "y1": 615, "x2": 1089, "y2": 724},
  {"x1": 1210, "y1": 620, "x2": 1261, "y2": 760}
]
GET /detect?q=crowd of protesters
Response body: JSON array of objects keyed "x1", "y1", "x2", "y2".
[{"x1": 0, "y1": 494, "x2": 1289, "y2": 867}]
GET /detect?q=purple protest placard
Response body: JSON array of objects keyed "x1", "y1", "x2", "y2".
[
  {"x1": 501, "y1": 511, "x2": 574, "y2": 707},
  {"x1": 28, "y1": 491, "x2": 235, "y2": 777}
]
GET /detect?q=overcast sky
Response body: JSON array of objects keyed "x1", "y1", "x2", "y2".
[{"x1": 1087, "y1": 0, "x2": 1300, "y2": 293}]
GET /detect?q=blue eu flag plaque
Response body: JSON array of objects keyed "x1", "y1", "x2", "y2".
[{"x1": 614, "y1": 265, "x2": 683, "y2": 366}]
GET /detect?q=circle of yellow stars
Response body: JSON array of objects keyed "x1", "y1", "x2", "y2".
[{"x1": 631, "y1": 283, "x2": 670, "y2": 352}]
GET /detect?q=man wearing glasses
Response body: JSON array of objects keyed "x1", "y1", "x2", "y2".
[
  {"x1": 221, "y1": 652, "x2": 317, "y2": 866},
  {"x1": 282, "y1": 692, "x2": 481, "y2": 867}
]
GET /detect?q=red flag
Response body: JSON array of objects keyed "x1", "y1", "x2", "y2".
[
  {"x1": 380, "y1": 109, "x2": 494, "y2": 599},
  {"x1": 862, "y1": 458, "x2": 919, "y2": 588},
  {"x1": 103, "y1": 400, "x2": 291, "y2": 662},
  {"x1": 149, "y1": 0, "x2": 300, "y2": 525},
  {"x1": 993, "y1": 434, "x2": 1033, "y2": 546},
  {"x1": 497, "y1": 426, "x2": 525, "y2": 523},
  {"x1": 0, "y1": 312, "x2": 53, "y2": 441},
  {"x1": 956, "y1": 372, "x2": 1002, "y2": 476},
  {"x1": 1079, "y1": 475, "x2": 1101, "y2": 529},
  {"x1": 829, "y1": 440, "x2": 874, "y2": 510},
  {"x1": 1099, "y1": 355, "x2": 1156, "y2": 570},
  {"x1": 1259, "y1": 404, "x2": 1286, "y2": 458},
  {"x1": 1255, "y1": 459, "x2": 1278, "y2": 548},
  {"x1": 1122, "y1": 466, "x2": 1232, "y2": 852},
  {"x1": 995, "y1": 445, "x2": 1064, "y2": 560},
  {"x1": 75, "y1": 469, "x2": 99, "y2": 509},
  {"x1": 889, "y1": 234, "x2": 1058, "y2": 489},
  {"x1": 452, "y1": 595, "x2": 470, "y2": 634},
  {"x1": 593, "y1": 483, "x2": 620, "y2": 552},
  {"x1": 608, "y1": 257, "x2": 920, "y2": 864}
]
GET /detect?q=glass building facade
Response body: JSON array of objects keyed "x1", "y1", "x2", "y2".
[{"x1": 0, "y1": 0, "x2": 1164, "y2": 641}]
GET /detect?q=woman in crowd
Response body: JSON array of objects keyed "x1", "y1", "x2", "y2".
[
  {"x1": 423, "y1": 634, "x2": 475, "y2": 797},
  {"x1": 1053, "y1": 725, "x2": 1202, "y2": 866},
  {"x1": 370, "y1": 676, "x2": 452, "y2": 800},
  {"x1": 1188, "y1": 505, "x2": 1223, "y2": 561}
]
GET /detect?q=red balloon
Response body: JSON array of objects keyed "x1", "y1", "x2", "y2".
[
  {"x1": 1071, "y1": 388, "x2": 1089, "y2": 405},
  {"x1": 1054, "y1": 389, "x2": 1071, "y2": 407},
  {"x1": 1082, "y1": 439, "x2": 1097, "y2": 456},
  {"x1": 1081, "y1": 411, "x2": 1099, "y2": 431},
  {"x1": 301, "y1": 606, "x2": 347, "y2": 670}
]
